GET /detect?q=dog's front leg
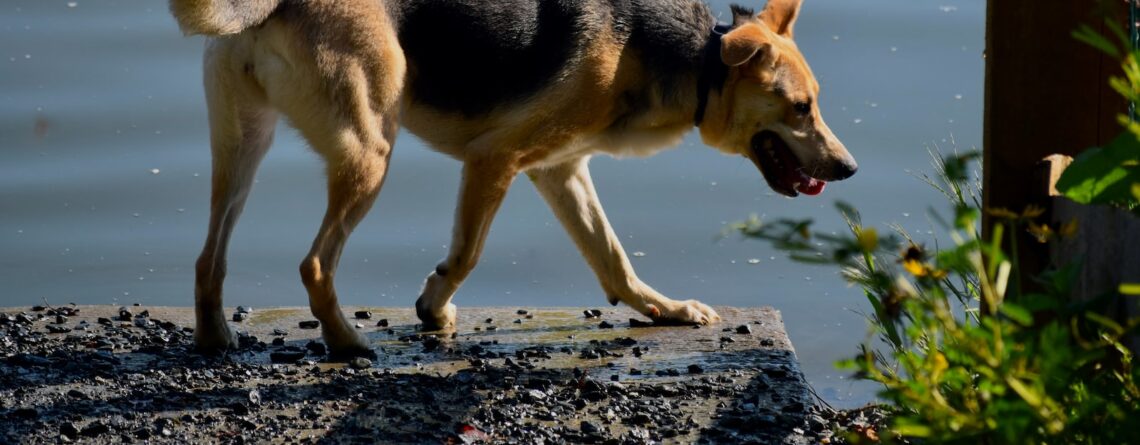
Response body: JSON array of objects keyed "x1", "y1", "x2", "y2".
[
  {"x1": 530, "y1": 157, "x2": 720, "y2": 325},
  {"x1": 416, "y1": 156, "x2": 518, "y2": 330}
]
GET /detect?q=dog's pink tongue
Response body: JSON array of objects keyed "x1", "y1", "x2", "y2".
[{"x1": 794, "y1": 173, "x2": 826, "y2": 196}]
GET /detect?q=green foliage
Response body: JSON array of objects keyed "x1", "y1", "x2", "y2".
[
  {"x1": 1059, "y1": 24, "x2": 1140, "y2": 215},
  {"x1": 730, "y1": 153, "x2": 1140, "y2": 444}
]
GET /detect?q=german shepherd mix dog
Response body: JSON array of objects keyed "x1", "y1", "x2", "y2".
[{"x1": 170, "y1": 0, "x2": 856, "y2": 356}]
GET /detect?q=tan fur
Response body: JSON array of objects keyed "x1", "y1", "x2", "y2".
[
  {"x1": 177, "y1": 0, "x2": 849, "y2": 355},
  {"x1": 169, "y1": 0, "x2": 281, "y2": 35},
  {"x1": 700, "y1": 10, "x2": 852, "y2": 180}
]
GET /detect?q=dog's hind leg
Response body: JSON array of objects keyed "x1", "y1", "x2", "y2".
[
  {"x1": 416, "y1": 156, "x2": 519, "y2": 330},
  {"x1": 289, "y1": 85, "x2": 401, "y2": 358},
  {"x1": 194, "y1": 47, "x2": 279, "y2": 353},
  {"x1": 530, "y1": 157, "x2": 721, "y2": 325}
]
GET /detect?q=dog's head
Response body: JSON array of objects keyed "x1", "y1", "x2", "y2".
[{"x1": 698, "y1": 0, "x2": 856, "y2": 197}]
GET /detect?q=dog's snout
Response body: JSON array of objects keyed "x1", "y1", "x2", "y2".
[{"x1": 832, "y1": 158, "x2": 858, "y2": 181}]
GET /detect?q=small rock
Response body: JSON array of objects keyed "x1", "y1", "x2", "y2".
[
  {"x1": 67, "y1": 389, "x2": 88, "y2": 399},
  {"x1": 513, "y1": 319, "x2": 522, "y2": 324},
  {"x1": 735, "y1": 324, "x2": 753, "y2": 335},
  {"x1": 236, "y1": 306, "x2": 253, "y2": 314},
  {"x1": 485, "y1": 318, "x2": 494, "y2": 323},
  {"x1": 516, "y1": 309, "x2": 528, "y2": 315},
  {"x1": 354, "y1": 310, "x2": 372, "y2": 320},
  {"x1": 808, "y1": 414, "x2": 827, "y2": 432},
  {"x1": 598, "y1": 321, "x2": 614, "y2": 329},
  {"x1": 580, "y1": 421, "x2": 600, "y2": 434},
  {"x1": 299, "y1": 320, "x2": 320, "y2": 329},
  {"x1": 248, "y1": 390, "x2": 261, "y2": 405},
  {"x1": 761, "y1": 338, "x2": 775, "y2": 347},
  {"x1": 782, "y1": 402, "x2": 805, "y2": 413},
  {"x1": 80, "y1": 422, "x2": 110, "y2": 438},
  {"x1": 272, "y1": 328, "x2": 288, "y2": 336},
  {"x1": 46, "y1": 325, "x2": 72, "y2": 334},
  {"x1": 629, "y1": 413, "x2": 653, "y2": 425},
  {"x1": 118, "y1": 307, "x2": 132, "y2": 321},
  {"x1": 688, "y1": 364, "x2": 704, "y2": 374},
  {"x1": 232, "y1": 312, "x2": 248, "y2": 322},
  {"x1": 60, "y1": 423, "x2": 79, "y2": 439},
  {"x1": 31, "y1": 305, "x2": 47, "y2": 312},
  {"x1": 350, "y1": 357, "x2": 372, "y2": 369},
  {"x1": 719, "y1": 336, "x2": 736, "y2": 343},
  {"x1": 376, "y1": 319, "x2": 389, "y2": 327},
  {"x1": 305, "y1": 341, "x2": 327, "y2": 355},
  {"x1": 584, "y1": 309, "x2": 603, "y2": 318},
  {"x1": 629, "y1": 318, "x2": 653, "y2": 328}
]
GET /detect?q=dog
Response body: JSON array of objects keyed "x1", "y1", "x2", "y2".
[{"x1": 170, "y1": 0, "x2": 857, "y2": 356}]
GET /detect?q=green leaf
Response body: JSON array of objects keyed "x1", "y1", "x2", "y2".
[
  {"x1": 1000, "y1": 303, "x2": 1034, "y2": 326},
  {"x1": 1073, "y1": 24, "x2": 1121, "y2": 58},
  {"x1": 1086, "y1": 311, "x2": 1125, "y2": 335},
  {"x1": 1120, "y1": 283, "x2": 1140, "y2": 295},
  {"x1": 893, "y1": 419, "x2": 933, "y2": 438},
  {"x1": 954, "y1": 204, "x2": 980, "y2": 230},
  {"x1": 789, "y1": 253, "x2": 834, "y2": 265},
  {"x1": 1055, "y1": 131, "x2": 1140, "y2": 205}
]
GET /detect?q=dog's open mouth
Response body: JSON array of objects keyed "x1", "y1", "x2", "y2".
[{"x1": 747, "y1": 131, "x2": 826, "y2": 197}]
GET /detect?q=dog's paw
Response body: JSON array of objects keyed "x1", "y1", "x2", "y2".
[
  {"x1": 327, "y1": 339, "x2": 377, "y2": 362},
  {"x1": 647, "y1": 299, "x2": 721, "y2": 326},
  {"x1": 416, "y1": 301, "x2": 457, "y2": 331},
  {"x1": 194, "y1": 319, "x2": 238, "y2": 354},
  {"x1": 321, "y1": 321, "x2": 371, "y2": 358}
]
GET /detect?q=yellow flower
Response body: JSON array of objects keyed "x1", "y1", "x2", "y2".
[
  {"x1": 1027, "y1": 221, "x2": 1054, "y2": 243},
  {"x1": 902, "y1": 259, "x2": 926, "y2": 276},
  {"x1": 855, "y1": 227, "x2": 879, "y2": 252},
  {"x1": 931, "y1": 352, "x2": 949, "y2": 381}
]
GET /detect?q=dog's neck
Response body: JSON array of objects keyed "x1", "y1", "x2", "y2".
[{"x1": 693, "y1": 22, "x2": 731, "y2": 127}]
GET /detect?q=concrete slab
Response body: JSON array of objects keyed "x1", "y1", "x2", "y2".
[{"x1": 0, "y1": 305, "x2": 821, "y2": 444}]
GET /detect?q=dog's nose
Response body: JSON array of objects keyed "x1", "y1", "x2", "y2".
[{"x1": 832, "y1": 159, "x2": 858, "y2": 180}]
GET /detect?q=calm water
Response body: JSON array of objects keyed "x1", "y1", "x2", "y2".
[{"x1": 0, "y1": 0, "x2": 983, "y2": 407}]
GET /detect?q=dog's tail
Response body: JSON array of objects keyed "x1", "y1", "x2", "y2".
[{"x1": 169, "y1": 0, "x2": 282, "y2": 36}]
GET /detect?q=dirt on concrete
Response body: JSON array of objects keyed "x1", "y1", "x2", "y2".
[{"x1": 0, "y1": 304, "x2": 836, "y2": 444}]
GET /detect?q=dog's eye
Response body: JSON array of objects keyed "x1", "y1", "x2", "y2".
[{"x1": 793, "y1": 101, "x2": 812, "y2": 116}]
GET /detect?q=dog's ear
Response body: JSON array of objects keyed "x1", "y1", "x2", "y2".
[
  {"x1": 759, "y1": 0, "x2": 802, "y2": 37},
  {"x1": 721, "y1": 25, "x2": 772, "y2": 67},
  {"x1": 729, "y1": 4, "x2": 756, "y2": 27}
]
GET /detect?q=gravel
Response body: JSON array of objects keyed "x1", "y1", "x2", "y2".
[{"x1": 0, "y1": 304, "x2": 829, "y2": 444}]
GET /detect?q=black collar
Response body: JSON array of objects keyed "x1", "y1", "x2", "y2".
[{"x1": 694, "y1": 22, "x2": 732, "y2": 126}]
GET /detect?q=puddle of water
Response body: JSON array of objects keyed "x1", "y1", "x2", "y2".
[{"x1": 0, "y1": 0, "x2": 984, "y2": 408}]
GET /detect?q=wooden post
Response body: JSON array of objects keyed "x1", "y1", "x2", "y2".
[{"x1": 983, "y1": 0, "x2": 1128, "y2": 286}]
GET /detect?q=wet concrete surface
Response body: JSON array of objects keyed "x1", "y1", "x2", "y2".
[{"x1": 0, "y1": 305, "x2": 827, "y2": 444}]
